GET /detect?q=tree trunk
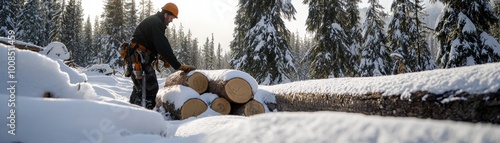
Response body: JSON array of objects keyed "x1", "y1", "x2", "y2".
[
  {"x1": 231, "y1": 100, "x2": 265, "y2": 116},
  {"x1": 273, "y1": 90, "x2": 500, "y2": 123},
  {"x1": 163, "y1": 98, "x2": 208, "y2": 120},
  {"x1": 165, "y1": 71, "x2": 208, "y2": 94},
  {"x1": 210, "y1": 97, "x2": 231, "y2": 115},
  {"x1": 208, "y1": 77, "x2": 253, "y2": 103}
]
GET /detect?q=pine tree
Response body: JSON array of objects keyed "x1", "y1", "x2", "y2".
[
  {"x1": 303, "y1": 0, "x2": 353, "y2": 79},
  {"x1": 412, "y1": 0, "x2": 436, "y2": 71},
  {"x1": 344, "y1": 0, "x2": 363, "y2": 76},
  {"x1": 2, "y1": 0, "x2": 25, "y2": 36},
  {"x1": 387, "y1": 0, "x2": 414, "y2": 73},
  {"x1": 388, "y1": 0, "x2": 435, "y2": 73},
  {"x1": 19, "y1": 0, "x2": 44, "y2": 45},
  {"x1": 192, "y1": 38, "x2": 201, "y2": 68},
  {"x1": 434, "y1": 0, "x2": 500, "y2": 68},
  {"x1": 139, "y1": 0, "x2": 154, "y2": 21},
  {"x1": 92, "y1": 16, "x2": 104, "y2": 64},
  {"x1": 40, "y1": 0, "x2": 63, "y2": 46},
  {"x1": 230, "y1": 0, "x2": 297, "y2": 85},
  {"x1": 81, "y1": 16, "x2": 93, "y2": 66},
  {"x1": 101, "y1": 0, "x2": 125, "y2": 67},
  {"x1": 216, "y1": 43, "x2": 223, "y2": 69},
  {"x1": 359, "y1": 0, "x2": 391, "y2": 77},
  {"x1": 0, "y1": 0, "x2": 7, "y2": 35},
  {"x1": 202, "y1": 37, "x2": 214, "y2": 69},
  {"x1": 176, "y1": 29, "x2": 191, "y2": 66},
  {"x1": 124, "y1": 0, "x2": 138, "y2": 38},
  {"x1": 492, "y1": 0, "x2": 500, "y2": 41},
  {"x1": 61, "y1": 0, "x2": 84, "y2": 64}
]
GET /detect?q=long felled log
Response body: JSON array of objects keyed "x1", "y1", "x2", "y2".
[
  {"x1": 165, "y1": 71, "x2": 208, "y2": 94},
  {"x1": 231, "y1": 100, "x2": 265, "y2": 116},
  {"x1": 210, "y1": 97, "x2": 231, "y2": 115},
  {"x1": 208, "y1": 77, "x2": 253, "y2": 104},
  {"x1": 274, "y1": 90, "x2": 500, "y2": 123}
]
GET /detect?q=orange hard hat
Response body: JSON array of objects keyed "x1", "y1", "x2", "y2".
[{"x1": 162, "y1": 3, "x2": 178, "y2": 18}]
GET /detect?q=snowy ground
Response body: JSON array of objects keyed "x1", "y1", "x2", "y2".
[{"x1": 1, "y1": 44, "x2": 500, "y2": 143}]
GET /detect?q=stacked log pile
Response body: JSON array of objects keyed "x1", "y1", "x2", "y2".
[{"x1": 156, "y1": 70, "x2": 266, "y2": 120}]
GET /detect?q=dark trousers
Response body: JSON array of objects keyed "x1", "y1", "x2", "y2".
[{"x1": 129, "y1": 64, "x2": 158, "y2": 109}]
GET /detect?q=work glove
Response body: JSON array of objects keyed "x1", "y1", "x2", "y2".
[{"x1": 178, "y1": 65, "x2": 196, "y2": 73}]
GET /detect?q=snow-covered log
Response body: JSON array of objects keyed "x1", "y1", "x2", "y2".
[
  {"x1": 262, "y1": 63, "x2": 500, "y2": 123},
  {"x1": 197, "y1": 70, "x2": 259, "y2": 103},
  {"x1": 156, "y1": 85, "x2": 208, "y2": 120},
  {"x1": 165, "y1": 71, "x2": 209, "y2": 94},
  {"x1": 208, "y1": 77, "x2": 254, "y2": 104},
  {"x1": 230, "y1": 100, "x2": 265, "y2": 116},
  {"x1": 273, "y1": 91, "x2": 500, "y2": 123}
]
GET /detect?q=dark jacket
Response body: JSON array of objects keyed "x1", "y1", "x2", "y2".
[{"x1": 132, "y1": 12, "x2": 181, "y2": 70}]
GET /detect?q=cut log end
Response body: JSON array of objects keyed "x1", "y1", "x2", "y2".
[
  {"x1": 232, "y1": 100, "x2": 265, "y2": 116},
  {"x1": 187, "y1": 72, "x2": 208, "y2": 94},
  {"x1": 225, "y1": 78, "x2": 253, "y2": 103},
  {"x1": 211, "y1": 97, "x2": 231, "y2": 115},
  {"x1": 179, "y1": 98, "x2": 208, "y2": 120},
  {"x1": 244, "y1": 100, "x2": 265, "y2": 116}
]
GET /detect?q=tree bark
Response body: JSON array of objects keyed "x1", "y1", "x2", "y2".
[
  {"x1": 273, "y1": 90, "x2": 500, "y2": 123},
  {"x1": 210, "y1": 97, "x2": 231, "y2": 115},
  {"x1": 163, "y1": 98, "x2": 208, "y2": 120},
  {"x1": 208, "y1": 77, "x2": 253, "y2": 103},
  {"x1": 165, "y1": 71, "x2": 209, "y2": 94},
  {"x1": 231, "y1": 100, "x2": 265, "y2": 116}
]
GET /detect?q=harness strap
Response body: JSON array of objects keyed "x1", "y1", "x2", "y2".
[{"x1": 130, "y1": 42, "x2": 152, "y2": 56}]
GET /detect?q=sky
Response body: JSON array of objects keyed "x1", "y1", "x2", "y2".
[
  {"x1": 81, "y1": 0, "x2": 396, "y2": 53},
  {"x1": 1, "y1": 42, "x2": 500, "y2": 142}
]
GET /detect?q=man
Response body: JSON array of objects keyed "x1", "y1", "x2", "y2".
[{"x1": 129, "y1": 2, "x2": 196, "y2": 109}]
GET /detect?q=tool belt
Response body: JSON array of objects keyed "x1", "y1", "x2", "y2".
[{"x1": 120, "y1": 40, "x2": 170, "y2": 78}]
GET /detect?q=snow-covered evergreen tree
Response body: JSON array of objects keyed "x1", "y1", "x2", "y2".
[
  {"x1": 19, "y1": 0, "x2": 44, "y2": 45},
  {"x1": 359, "y1": 0, "x2": 392, "y2": 77},
  {"x1": 192, "y1": 38, "x2": 201, "y2": 68},
  {"x1": 0, "y1": 0, "x2": 7, "y2": 35},
  {"x1": 492, "y1": 0, "x2": 500, "y2": 41},
  {"x1": 92, "y1": 16, "x2": 104, "y2": 64},
  {"x1": 412, "y1": 0, "x2": 436, "y2": 71},
  {"x1": 202, "y1": 37, "x2": 214, "y2": 70},
  {"x1": 388, "y1": 0, "x2": 435, "y2": 74},
  {"x1": 101, "y1": 0, "x2": 125, "y2": 67},
  {"x1": 81, "y1": 16, "x2": 94, "y2": 67},
  {"x1": 303, "y1": 0, "x2": 353, "y2": 79},
  {"x1": 387, "y1": 0, "x2": 415, "y2": 73},
  {"x1": 61, "y1": 0, "x2": 84, "y2": 64},
  {"x1": 177, "y1": 29, "x2": 191, "y2": 67},
  {"x1": 124, "y1": 0, "x2": 138, "y2": 39},
  {"x1": 1, "y1": 0, "x2": 25, "y2": 37},
  {"x1": 40, "y1": 0, "x2": 63, "y2": 46},
  {"x1": 230, "y1": 0, "x2": 297, "y2": 85},
  {"x1": 434, "y1": 0, "x2": 500, "y2": 68},
  {"x1": 216, "y1": 43, "x2": 223, "y2": 69},
  {"x1": 345, "y1": 0, "x2": 363, "y2": 76},
  {"x1": 184, "y1": 30, "x2": 197, "y2": 67},
  {"x1": 138, "y1": 0, "x2": 154, "y2": 21}
]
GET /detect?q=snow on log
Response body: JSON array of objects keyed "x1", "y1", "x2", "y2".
[
  {"x1": 230, "y1": 100, "x2": 265, "y2": 116},
  {"x1": 165, "y1": 71, "x2": 209, "y2": 94},
  {"x1": 196, "y1": 69, "x2": 259, "y2": 94},
  {"x1": 272, "y1": 91, "x2": 500, "y2": 123},
  {"x1": 156, "y1": 85, "x2": 208, "y2": 120},
  {"x1": 260, "y1": 63, "x2": 500, "y2": 123}
]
